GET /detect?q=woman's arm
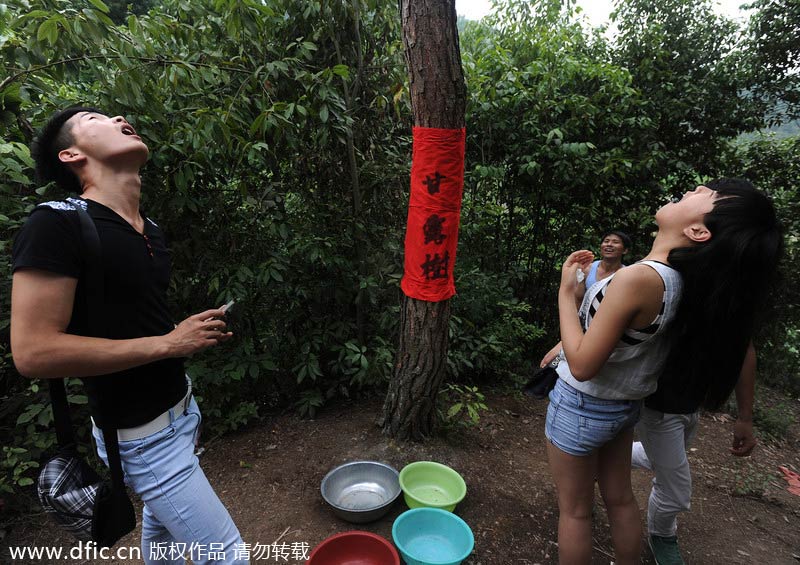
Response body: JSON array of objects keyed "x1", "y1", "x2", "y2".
[{"x1": 559, "y1": 257, "x2": 663, "y2": 381}]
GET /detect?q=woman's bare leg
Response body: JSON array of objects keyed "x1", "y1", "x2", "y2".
[
  {"x1": 597, "y1": 427, "x2": 642, "y2": 565},
  {"x1": 547, "y1": 441, "x2": 598, "y2": 565}
]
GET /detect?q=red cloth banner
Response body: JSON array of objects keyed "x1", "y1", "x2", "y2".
[{"x1": 401, "y1": 126, "x2": 466, "y2": 302}]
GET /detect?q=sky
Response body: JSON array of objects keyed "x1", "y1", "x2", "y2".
[{"x1": 455, "y1": 0, "x2": 751, "y2": 26}]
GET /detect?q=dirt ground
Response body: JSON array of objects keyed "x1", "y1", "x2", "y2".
[{"x1": 3, "y1": 389, "x2": 800, "y2": 564}]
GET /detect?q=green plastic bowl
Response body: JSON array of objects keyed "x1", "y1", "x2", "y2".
[{"x1": 399, "y1": 461, "x2": 467, "y2": 512}]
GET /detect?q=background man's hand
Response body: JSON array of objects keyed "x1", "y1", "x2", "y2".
[
  {"x1": 730, "y1": 418, "x2": 757, "y2": 456},
  {"x1": 539, "y1": 341, "x2": 562, "y2": 368}
]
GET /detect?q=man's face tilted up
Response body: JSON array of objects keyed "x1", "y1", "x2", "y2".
[{"x1": 58, "y1": 111, "x2": 149, "y2": 169}]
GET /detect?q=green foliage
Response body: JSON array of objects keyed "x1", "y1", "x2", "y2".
[
  {"x1": 612, "y1": 0, "x2": 767, "y2": 184},
  {"x1": 732, "y1": 460, "x2": 772, "y2": 498},
  {"x1": 438, "y1": 383, "x2": 488, "y2": 429},
  {"x1": 1, "y1": 447, "x2": 38, "y2": 491},
  {"x1": 1, "y1": 0, "x2": 408, "y2": 502},
  {"x1": 744, "y1": 0, "x2": 800, "y2": 123},
  {"x1": 460, "y1": 0, "x2": 666, "y2": 335},
  {"x1": 754, "y1": 397, "x2": 796, "y2": 441},
  {"x1": 294, "y1": 389, "x2": 325, "y2": 419},
  {"x1": 724, "y1": 135, "x2": 800, "y2": 393},
  {"x1": 1, "y1": 0, "x2": 798, "y2": 507},
  {"x1": 0, "y1": 379, "x2": 94, "y2": 500},
  {"x1": 449, "y1": 268, "x2": 545, "y2": 382}
]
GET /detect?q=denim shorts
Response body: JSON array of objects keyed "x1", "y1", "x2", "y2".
[{"x1": 545, "y1": 378, "x2": 641, "y2": 456}]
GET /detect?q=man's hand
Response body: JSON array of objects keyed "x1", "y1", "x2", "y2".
[
  {"x1": 539, "y1": 341, "x2": 562, "y2": 368},
  {"x1": 11, "y1": 269, "x2": 234, "y2": 378},
  {"x1": 730, "y1": 418, "x2": 757, "y2": 456},
  {"x1": 164, "y1": 308, "x2": 233, "y2": 357}
]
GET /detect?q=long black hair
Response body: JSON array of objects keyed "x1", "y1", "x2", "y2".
[{"x1": 664, "y1": 178, "x2": 783, "y2": 411}]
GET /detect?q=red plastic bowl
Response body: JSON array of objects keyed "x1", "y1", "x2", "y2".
[{"x1": 307, "y1": 531, "x2": 400, "y2": 565}]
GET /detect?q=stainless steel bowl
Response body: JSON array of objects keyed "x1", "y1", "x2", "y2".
[{"x1": 321, "y1": 461, "x2": 401, "y2": 523}]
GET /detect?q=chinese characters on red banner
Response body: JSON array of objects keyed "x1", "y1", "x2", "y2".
[{"x1": 401, "y1": 127, "x2": 466, "y2": 302}]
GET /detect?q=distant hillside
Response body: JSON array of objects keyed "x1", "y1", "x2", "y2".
[
  {"x1": 770, "y1": 120, "x2": 800, "y2": 137},
  {"x1": 737, "y1": 120, "x2": 799, "y2": 142}
]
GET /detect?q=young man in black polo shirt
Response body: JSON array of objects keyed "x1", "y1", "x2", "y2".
[{"x1": 11, "y1": 107, "x2": 248, "y2": 564}]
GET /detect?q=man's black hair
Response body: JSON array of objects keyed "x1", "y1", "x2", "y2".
[
  {"x1": 602, "y1": 229, "x2": 632, "y2": 250},
  {"x1": 31, "y1": 106, "x2": 104, "y2": 193}
]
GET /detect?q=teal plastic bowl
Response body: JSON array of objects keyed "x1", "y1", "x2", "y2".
[
  {"x1": 399, "y1": 461, "x2": 467, "y2": 512},
  {"x1": 392, "y1": 508, "x2": 474, "y2": 565}
]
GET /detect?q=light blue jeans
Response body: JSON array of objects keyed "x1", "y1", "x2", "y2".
[
  {"x1": 93, "y1": 397, "x2": 248, "y2": 565},
  {"x1": 631, "y1": 407, "x2": 700, "y2": 537}
]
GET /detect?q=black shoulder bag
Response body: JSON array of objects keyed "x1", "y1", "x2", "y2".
[
  {"x1": 36, "y1": 201, "x2": 136, "y2": 548},
  {"x1": 523, "y1": 357, "x2": 560, "y2": 400}
]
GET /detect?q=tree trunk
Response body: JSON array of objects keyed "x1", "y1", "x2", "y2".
[
  {"x1": 330, "y1": 1, "x2": 367, "y2": 344},
  {"x1": 381, "y1": 0, "x2": 466, "y2": 440}
]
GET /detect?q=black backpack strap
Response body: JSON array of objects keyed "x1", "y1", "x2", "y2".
[
  {"x1": 73, "y1": 199, "x2": 105, "y2": 337},
  {"x1": 49, "y1": 200, "x2": 127, "y2": 494},
  {"x1": 49, "y1": 378, "x2": 76, "y2": 448}
]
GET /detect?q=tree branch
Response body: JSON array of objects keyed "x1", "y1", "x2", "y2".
[{"x1": 0, "y1": 55, "x2": 252, "y2": 92}]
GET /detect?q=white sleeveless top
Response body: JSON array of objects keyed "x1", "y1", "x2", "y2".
[{"x1": 556, "y1": 260, "x2": 683, "y2": 400}]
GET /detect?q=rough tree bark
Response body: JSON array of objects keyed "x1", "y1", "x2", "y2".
[{"x1": 381, "y1": 0, "x2": 466, "y2": 440}]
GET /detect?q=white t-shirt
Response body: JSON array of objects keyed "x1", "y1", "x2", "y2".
[{"x1": 557, "y1": 260, "x2": 683, "y2": 400}]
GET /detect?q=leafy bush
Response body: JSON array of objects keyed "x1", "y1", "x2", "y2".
[
  {"x1": 754, "y1": 398, "x2": 796, "y2": 441},
  {"x1": 0, "y1": 0, "x2": 408, "y2": 504},
  {"x1": 1, "y1": 0, "x2": 798, "y2": 507},
  {"x1": 0, "y1": 379, "x2": 95, "y2": 508},
  {"x1": 449, "y1": 267, "x2": 545, "y2": 384},
  {"x1": 732, "y1": 460, "x2": 773, "y2": 498},
  {"x1": 438, "y1": 383, "x2": 488, "y2": 429},
  {"x1": 724, "y1": 135, "x2": 800, "y2": 393}
]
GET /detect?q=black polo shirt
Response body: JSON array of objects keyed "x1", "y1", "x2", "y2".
[
  {"x1": 645, "y1": 373, "x2": 706, "y2": 414},
  {"x1": 12, "y1": 197, "x2": 186, "y2": 429}
]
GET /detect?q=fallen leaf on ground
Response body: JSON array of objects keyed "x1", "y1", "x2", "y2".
[{"x1": 778, "y1": 466, "x2": 800, "y2": 496}]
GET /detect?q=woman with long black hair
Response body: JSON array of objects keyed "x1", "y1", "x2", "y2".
[
  {"x1": 542, "y1": 179, "x2": 781, "y2": 565},
  {"x1": 632, "y1": 177, "x2": 782, "y2": 565}
]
